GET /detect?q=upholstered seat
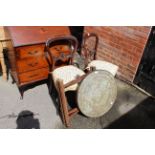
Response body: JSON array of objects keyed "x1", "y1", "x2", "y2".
[
  {"x1": 87, "y1": 60, "x2": 118, "y2": 76},
  {"x1": 51, "y1": 65, "x2": 85, "y2": 91}
]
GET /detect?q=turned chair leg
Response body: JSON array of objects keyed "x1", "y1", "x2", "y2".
[{"x1": 57, "y1": 79, "x2": 70, "y2": 127}]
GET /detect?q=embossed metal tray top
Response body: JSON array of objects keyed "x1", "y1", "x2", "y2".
[{"x1": 77, "y1": 70, "x2": 117, "y2": 118}]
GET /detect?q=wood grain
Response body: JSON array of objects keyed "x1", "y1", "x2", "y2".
[
  {"x1": 7, "y1": 26, "x2": 70, "y2": 47},
  {"x1": 5, "y1": 26, "x2": 71, "y2": 87}
]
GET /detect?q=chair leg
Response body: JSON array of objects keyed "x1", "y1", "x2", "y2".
[{"x1": 57, "y1": 79, "x2": 70, "y2": 127}]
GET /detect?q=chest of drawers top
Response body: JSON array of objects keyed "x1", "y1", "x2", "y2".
[{"x1": 7, "y1": 26, "x2": 70, "y2": 47}]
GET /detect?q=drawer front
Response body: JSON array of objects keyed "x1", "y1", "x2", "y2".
[
  {"x1": 16, "y1": 44, "x2": 45, "y2": 59},
  {"x1": 19, "y1": 67, "x2": 49, "y2": 83},
  {"x1": 17, "y1": 56, "x2": 48, "y2": 73}
]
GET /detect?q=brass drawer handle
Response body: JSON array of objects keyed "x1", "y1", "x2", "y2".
[
  {"x1": 28, "y1": 50, "x2": 38, "y2": 55},
  {"x1": 16, "y1": 50, "x2": 39, "y2": 58},
  {"x1": 27, "y1": 62, "x2": 38, "y2": 67},
  {"x1": 28, "y1": 74, "x2": 39, "y2": 78}
]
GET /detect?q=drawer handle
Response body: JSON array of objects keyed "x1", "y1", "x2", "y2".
[
  {"x1": 16, "y1": 52, "x2": 20, "y2": 58},
  {"x1": 28, "y1": 50, "x2": 38, "y2": 55},
  {"x1": 28, "y1": 74, "x2": 39, "y2": 78},
  {"x1": 27, "y1": 62, "x2": 38, "y2": 67}
]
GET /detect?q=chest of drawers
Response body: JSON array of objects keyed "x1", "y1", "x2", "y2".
[
  {"x1": 5, "y1": 26, "x2": 70, "y2": 94},
  {"x1": 12, "y1": 43, "x2": 49, "y2": 85}
]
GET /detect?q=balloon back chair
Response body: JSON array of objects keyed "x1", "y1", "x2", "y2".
[
  {"x1": 81, "y1": 33, "x2": 118, "y2": 76},
  {"x1": 45, "y1": 35, "x2": 86, "y2": 127}
]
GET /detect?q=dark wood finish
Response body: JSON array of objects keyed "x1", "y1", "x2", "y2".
[
  {"x1": 57, "y1": 79, "x2": 80, "y2": 127},
  {"x1": 5, "y1": 26, "x2": 70, "y2": 95},
  {"x1": 57, "y1": 79, "x2": 70, "y2": 127},
  {"x1": 45, "y1": 35, "x2": 78, "y2": 71},
  {"x1": 81, "y1": 33, "x2": 99, "y2": 67},
  {"x1": 64, "y1": 74, "x2": 87, "y2": 88},
  {"x1": 16, "y1": 56, "x2": 48, "y2": 73},
  {"x1": 19, "y1": 67, "x2": 49, "y2": 84},
  {"x1": 57, "y1": 74, "x2": 92, "y2": 127},
  {"x1": 15, "y1": 44, "x2": 45, "y2": 59},
  {"x1": 7, "y1": 26, "x2": 70, "y2": 47},
  {"x1": 7, "y1": 42, "x2": 49, "y2": 87},
  {"x1": 53, "y1": 71, "x2": 91, "y2": 127}
]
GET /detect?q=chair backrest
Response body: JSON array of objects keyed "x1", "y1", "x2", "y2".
[
  {"x1": 81, "y1": 33, "x2": 99, "y2": 67},
  {"x1": 45, "y1": 35, "x2": 78, "y2": 71}
]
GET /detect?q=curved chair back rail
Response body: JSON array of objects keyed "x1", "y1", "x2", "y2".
[
  {"x1": 45, "y1": 35, "x2": 78, "y2": 71},
  {"x1": 81, "y1": 33, "x2": 99, "y2": 67}
]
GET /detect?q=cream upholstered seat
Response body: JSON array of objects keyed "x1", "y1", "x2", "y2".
[
  {"x1": 87, "y1": 60, "x2": 118, "y2": 76},
  {"x1": 51, "y1": 65, "x2": 85, "y2": 91}
]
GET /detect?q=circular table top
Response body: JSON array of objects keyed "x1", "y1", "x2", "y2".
[{"x1": 77, "y1": 70, "x2": 117, "y2": 118}]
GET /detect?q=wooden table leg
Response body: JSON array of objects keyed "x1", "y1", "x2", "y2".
[{"x1": 57, "y1": 79, "x2": 70, "y2": 127}]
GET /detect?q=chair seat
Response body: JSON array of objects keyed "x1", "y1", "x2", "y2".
[
  {"x1": 87, "y1": 60, "x2": 118, "y2": 76},
  {"x1": 51, "y1": 65, "x2": 85, "y2": 91}
]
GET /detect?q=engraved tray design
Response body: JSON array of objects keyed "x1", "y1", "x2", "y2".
[{"x1": 77, "y1": 70, "x2": 117, "y2": 118}]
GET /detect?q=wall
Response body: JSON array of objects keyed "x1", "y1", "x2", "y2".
[{"x1": 84, "y1": 26, "x2": 151, "y2": 82}]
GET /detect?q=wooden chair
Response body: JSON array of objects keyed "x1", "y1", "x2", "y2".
[
  {"x1": 81, "y1": 33, "x2": 118, "y2": 76},
  {"x1": 45, "y1": 35, "x2": 86, "y2": 127}
]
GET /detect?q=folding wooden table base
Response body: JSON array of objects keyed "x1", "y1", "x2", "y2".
[{"x1": 56, "y1": 74, "x2": 87, "y2": 127}]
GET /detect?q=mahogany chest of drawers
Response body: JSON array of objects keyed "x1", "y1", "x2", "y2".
[{"x1": 5, "y1": 26, "x2": 70, "y2": 94}]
